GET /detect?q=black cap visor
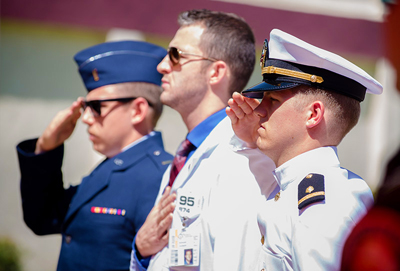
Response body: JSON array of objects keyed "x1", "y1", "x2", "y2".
[{"x1": 242, "y1": 81, "x2": 300, "y2": 98}]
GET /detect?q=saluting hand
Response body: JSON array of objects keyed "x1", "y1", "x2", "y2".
[
  {"x1": 35, "y1": 97, "x2": 84, "y2": 154},
  {"x1": 135, "y1": 186, "x2": 176, "y2": 258},
  {"x1": 226, "y1": 92, "x2": 260, "y2": 148}
]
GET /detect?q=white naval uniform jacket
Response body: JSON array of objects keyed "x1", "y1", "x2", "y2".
[
  {"x1": 131, "y1": 116, "x2": 277, "y2": 271},
  {"x1": 256, "y1": 146, "x2": 374, "y2": 271}
]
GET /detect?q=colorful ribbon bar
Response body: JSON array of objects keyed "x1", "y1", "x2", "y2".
[{"x1": 91, "y1": 206, "x2": 126, "y2": 216}]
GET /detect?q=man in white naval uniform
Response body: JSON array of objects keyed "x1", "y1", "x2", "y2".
[
  {"x1": 227, "y1": 29, "x2": 383, "y2": 271},
  {"x1": 130, "y1": 9, "x2": 276, "y2": 271}
]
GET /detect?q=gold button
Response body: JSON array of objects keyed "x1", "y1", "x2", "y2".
[
  {"x1": 65, "y1": 235, "x2": 72, "y2": 244},
  {"x1": 310, "y1": 75, "x2": 317, "y2": 82},
  {"x1": 274, "y1": 192, "x2": 281, "y2": 201}
]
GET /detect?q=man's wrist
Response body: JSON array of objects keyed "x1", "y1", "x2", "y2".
[
  {"x1": 134, "y1": 241, "x2": 151, "y2": 269},
  {"x1": 135, "y1": 242, "x2": 145, "y2": 261}
]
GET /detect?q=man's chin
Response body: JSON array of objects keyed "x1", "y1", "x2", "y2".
[
  {"x1": 256, "y1": 140, "x2": 272, "y2": 157},
  {"x1": 160, "y1": 94, "x2": 176, "y2": 108},
  {"x1": 92, "y1": 144, "x2": 106, "y2": 156}
]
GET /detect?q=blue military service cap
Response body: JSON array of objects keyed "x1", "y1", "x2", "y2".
[
  {"x1": 242, "y1": 29, "x2": 383, "y2": 101},
  {"x1": 74, "y1": 40, "x2": 167, "y2": 91}
]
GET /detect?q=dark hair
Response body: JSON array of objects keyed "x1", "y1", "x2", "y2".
[{"x1": 178, "y1": 9, "x2": 255, "y2": 94}]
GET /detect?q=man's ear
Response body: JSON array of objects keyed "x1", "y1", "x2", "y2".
[
  {"x1": 130, "y1": 97, "x2": 149, "y2": 125},
  {"x1": 306, "y1": 101, "x2": 324, "y2": 129},
  {"x1": 209, "y1": 61, "x2": 228, "y2": 86}
]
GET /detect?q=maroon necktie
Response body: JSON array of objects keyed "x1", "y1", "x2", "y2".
[{"x1": 169, "y1": 139, "x2": 196, "y2": 186}]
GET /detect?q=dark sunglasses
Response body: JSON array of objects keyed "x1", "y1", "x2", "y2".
[
  {"x1": 168, "y1": 47, "x2": 218, "y2": 66},
  {"x1": 81, "y1": 97, "x2": 153, "y2": 117}
]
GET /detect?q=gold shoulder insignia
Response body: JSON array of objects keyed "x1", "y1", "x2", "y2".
[{"x1": 298, "y1": 173, "x2": 325, "y2": 210}]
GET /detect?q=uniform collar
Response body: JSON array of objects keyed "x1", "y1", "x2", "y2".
[
  {"x1": 273, "y1": 146, "x2": 340, "y2": 191},
  {"x1": 122, "y1": 131, "x2": 156, "y2": 152},
  {"x1": 111, "y1": 131, "x2": 165, "y2": 171}
]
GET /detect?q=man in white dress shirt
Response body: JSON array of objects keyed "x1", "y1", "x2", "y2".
[
  {"x1": 130, "y1": 9, "x2": 276, "y2": 271},
  {"x1": 227, "y1": 29, "x2": 383, "y2": 270}
]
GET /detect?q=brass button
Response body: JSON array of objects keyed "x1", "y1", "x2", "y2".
[
  {"x1": 310, "y1": 75, "x2": 317, "y2": 82},
  {"x1": 65, "y1": 235, "x2": 72, "y2": 244}
]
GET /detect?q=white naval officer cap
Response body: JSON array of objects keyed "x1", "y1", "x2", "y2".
[{"x1": 242, "y1": 29, "x2": 383, "y2": 101}]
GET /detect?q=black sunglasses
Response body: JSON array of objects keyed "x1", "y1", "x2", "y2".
[
  {"x1": 82, "y1": 97, "x2": 153, "y2": 117},
  {"x1": 168, "y1": 47, "x2": 218, "y2": 66}
]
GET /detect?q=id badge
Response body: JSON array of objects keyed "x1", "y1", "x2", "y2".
[
  {"x1": 176, "y1": 188, "x2": 201, "y2": 221},
  {"x1": 168, "y1": 189, "x2": 202, "y2": 267},
  {"x1": 169, "y1": 228, "x2": 200, "y2": 267}
]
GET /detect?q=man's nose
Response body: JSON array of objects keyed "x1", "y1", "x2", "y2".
[
  {"x1": 81, "y1": 106, "x2": 95, "y2": 125},
  {"x1": 157, "y1": 55, "x2": 172, "y2": 74},
  {"x1": 254, "y1": 102, "x2": 267, "y2": 118}
]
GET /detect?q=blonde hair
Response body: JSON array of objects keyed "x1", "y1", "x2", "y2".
[
  {"x1": 114, "y1": 82, "x2": 163, "y2": 127},
  {"x1": 292, "y1": 86, "x2": 360, "y2": 141}
]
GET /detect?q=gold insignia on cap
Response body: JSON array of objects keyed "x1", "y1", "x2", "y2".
[
  {"x1": 306, "y1": 186, "x2": 314, "y2": 193},
  {"x1": 306, "y1": 174, "x2": 313, "y2": 179},
  {"x1": 92, "y1": 68, "x2": 99, "y2": 81},
  {"x1": 274, "y1": 192, "x2": 281, "y2": 201},
  {"x1": 260, "y1": 39, "x2": 268, "y2": 68},
  {"x1": 262, "y1": 66, "x2": 324, "y2": 84},
  {"x1": 261, "y1": 235, "x2": 264, "y2": 245}
]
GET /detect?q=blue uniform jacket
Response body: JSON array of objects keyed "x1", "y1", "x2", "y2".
[{"x1": 17, "y1": 132, "x2": 173, "y2": 271}]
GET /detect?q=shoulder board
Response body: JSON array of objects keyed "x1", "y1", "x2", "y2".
[{"x1": 298, "y1": 173, "x2": 325, "y2": 210}]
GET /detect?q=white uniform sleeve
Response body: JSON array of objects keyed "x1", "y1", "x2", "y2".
[
  {"x1": 291, "y1": 206, "x2": 358, "y2": 271},
  {"x1": 208, "y1": 169, "x2": 266, "y2": 271}
]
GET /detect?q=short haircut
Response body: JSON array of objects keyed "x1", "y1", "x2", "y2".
[
  {"x1": 178, "y1": 9, "x2": 255, "y2": 94},
  {"x1": 114, "y1": 82, "x2": 163, "y2": 127},
  {"x1": 292, "y1": 85, "x2": 361, "y2": 142}
]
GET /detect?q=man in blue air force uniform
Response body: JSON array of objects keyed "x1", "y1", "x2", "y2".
[{"x1": 16, "y1": 41, "x2": 173, "y2": 271}]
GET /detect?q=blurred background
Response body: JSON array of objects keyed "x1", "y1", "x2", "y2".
[{"x1": 1, "y1": 0, "x2": 399, "y2": 270}]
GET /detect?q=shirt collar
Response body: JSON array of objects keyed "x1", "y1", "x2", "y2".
[
  {"x1": 187, "y1": 109, "x2": 227, "y2": 148},
  {"x1": 273, "y1": 146, "x2": 340, "y2": 191}
]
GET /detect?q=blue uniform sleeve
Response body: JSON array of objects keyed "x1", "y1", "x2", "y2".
[
  {"x1": 17, "y1": 138, "x2": 77, "y2": 235},
  {"x1": 130, "y1": 235, "x2": 151, "y2": 271}
]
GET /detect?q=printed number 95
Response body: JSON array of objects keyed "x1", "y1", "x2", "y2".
[{"x1": 180, "y1": 196, "x2": 194, "y2": 206}]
